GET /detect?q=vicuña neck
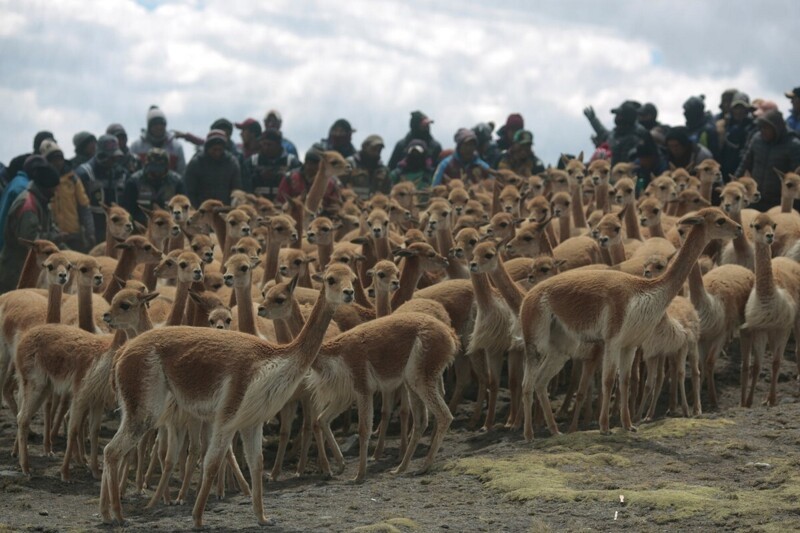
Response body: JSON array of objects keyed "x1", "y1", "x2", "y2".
[
  {"x1": 571, "y1": 183, "x2": 588, "y2": 228},
  {"x1": 168, "y1": 232, "x2": 185, "y2": 252},
  {"x1": 488, "y1": 256, "x2": 524, "y2": 312},
  {"x1": 729, "y1": 209, "x2": 750, "y2": 258},
  {"x1": 595, "y1": 182, "x2": 610, "y2": 213},
  {"x1": 284, "y1": 289, "x2": 337, "y2": 369},
  {"x1": 235, "y1": 283, "x2": 256, "y2": 335},
  {"x1": 652, "y1": 224, "x2": 710, "y2": 303},
  {"x1": 317, "y1": 242, "x2": 332, "y2": 271},
  {"x1": 648, "y1": 218, "x2": 665, "y2": 238},
  {"x1": 753, "y1": 240, "x2": 775, "y2": 301},
  {"x1": 623, "y1": 204, "x2": 642, "y2": 241},
  {"x1": 211, "y1": 214, "x2": 227, "y2": 256},
  {"x1": 105, "y1": 227, "x2": 119, "y2": 259},
  {"x1": 537, "y1": 228, "x2": 554, "y2": 257},
  {"x1": 17, "y1": 250, "x2": 40, "y2": 289},
  {"x1": 352, "y1": 273, "x2": 372, "y2": 308},
  {"x1": 103, "y1": 249, "x2": 137, "y2": 303},
  {"x1": 608, "y1": 242, "x2": 627, "y2": 265},
  {"x1": 375, "y1": 287, "x2": 392, "y2": 318},
  {"x1": 77, "y1": 281, "x2": 95, "y2": 332},
  {"x1": 260, "y1": 237, "x2": 282, "y2": 286},
  {"x1": 46, "y1": 283, "x2": 63, "y2": 324},
  {"x1": 558, "y1": 213, "x2": 571, "y2": 244},
  {"x1": 305, "y1": 160, "x2": 329, "y2": 215},
  {"x1": 437, "y1": 228, "x2": 469, "y2": 279},
  {"x1": 391, "y1": 257, "x2": 423, "y2": 309},
  {"x1": 470, "y1": 271, "x2": 495, "y2": 310},
  {"x1": 167, "y1": 279, "x2": 191, "y2": 326},
  {"x1": 700, "y1": 180, "x2": 713, "y2": 203},
  {"x1": 781, "y1": 192, "x2": 796, "y2": 213},
  {"x1": 687, "y1": 261, "x2": 707, "y2": 309}
]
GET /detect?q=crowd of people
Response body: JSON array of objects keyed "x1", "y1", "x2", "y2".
[{"x1": 0, "y1": 86, "x2": 798, "y2": 293}]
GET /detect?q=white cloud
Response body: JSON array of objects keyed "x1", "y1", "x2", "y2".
[{"x1": 0, "y1": 0, "x2": 794, "y2": 169}]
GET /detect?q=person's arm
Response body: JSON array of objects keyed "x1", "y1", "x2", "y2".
[
  {"x1": 432, "y1": 158, "x2": 448, "y2": 186},
  {"x1": 789, "y1": 139, "x2": 800, "y2": 171},
  {"x1": 388, "y1": 140, "x2": 404, "y2": 170},
  {"x1": 230, "y1": 157, "x2": 243, "y2": 192},
  {"x1": 175, "y1": 144, "x2": 186, "y2": 176},
  {"x1": 735, "y1": 138, "x2": 755, "y2": 177},
  {"x1": 583, "y1": 106, "x2": 609, "y2": 142},
  {"x1": 184, "y1": 160, "x2": 199, "y2": 206}
]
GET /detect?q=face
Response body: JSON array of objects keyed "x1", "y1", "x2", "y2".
[
  {"x1": 666, "y1": 139, "x2": 687, "y2": 158},
  {"x1": 116, "y1": 134, "x2": 128, "y2": 150},
  {"x1": 760, "y1": 123, "x2": 776, "y2": 143},
  {"x1": 260, "y1": 138, "x2": 282, "y2": 158},
  {"x1": 265, "y1": 116, "x2": 281, "y2": 130},
  {"x1": 457, "y1": 139, "x2": 477, "y2": 160},
  {"x1": 731, "y1": 105, "x2": 749, "y2": 122},
  {"x1": 792, "y1": 95, "x2": 800, "y2": 113},
  {"x1": 149, "y1": 121, "x2": 167, "y2": 138},
  {"x1": 304, "y1": 159, "x2": 320, "y2": 177},
  {"x1": 639, "y1": 112, "x2": 655, "y2": 124},
  {"x1": 84, "y1": 139, "x2": 97, "y2": 157},
  {"x1": 47, "y1": 153, "x2": 65, "y2": 173},
  {"x1": 363, "y1": 144, "x2": 383, "y2": 159},
  {"x1": 207, "y1": 144, "x2": 225, "y2": 160},
  {"x1": 241, "y1": 129, "x2": 255, "y2": 144}
]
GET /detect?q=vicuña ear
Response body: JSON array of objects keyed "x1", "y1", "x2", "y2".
[
  {"x1": 554, "y1": 259, "x2": 568, "y2": 269},
  {"x1": 143, "y1": 292, "x2": 160, "y2": 303},
  {"x1": 115, "y1": 241, "x2": 133, "y2": 250},
  {"x1": 188, "y1": 290, "x2": 203, "y2": 305},
  {"x1": 133, "y1": 221, "x2": 147, "y2": 234},
  {"x1": 679, "y1": 215, "x2": 704, "y2": 226},
  {"x1": 774, "y1": 167, "x2": 786, "y2": 181},
  {"x1": 393, "y1": 248, "x2": 415, "y2": 258},
  {"x1": 311, "y1": 272, "x2": 323, "y2": 283},
  {"x1": 288, "y1": 274, "x2": 299, "y2": 293},
  {"x1": 350, "y1": 237, "x2": 368, "y2": 245}
]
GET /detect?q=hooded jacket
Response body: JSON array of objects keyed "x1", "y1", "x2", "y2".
[
  {"x1": 184, "y1": 148, "x2": 242, "y2": 207},
  {"x1": 130, "y1": 130, "x2": 187, "y2": 175},
  {"x1": 388, "y1": 113, "x2": 443, "y2": 169},
  {"x1": 736, "y1": 109, "x2": 800, "y2": 210}
]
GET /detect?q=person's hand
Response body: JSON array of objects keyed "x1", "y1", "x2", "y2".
[
  {"x1": 172, "y1": 130, "x2": 185, "y2": 140},
  {"x1": 583, "y1": 106, "x2": 596, "y2": 121}
]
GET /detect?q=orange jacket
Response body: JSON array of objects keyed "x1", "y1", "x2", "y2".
[{"x1": 51, "y1": 171, "x2": 90, "y2": 234}]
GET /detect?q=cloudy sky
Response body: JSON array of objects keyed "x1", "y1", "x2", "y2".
[{"x1": 1, "y1": 0, "x2": 796, "y2": 168}]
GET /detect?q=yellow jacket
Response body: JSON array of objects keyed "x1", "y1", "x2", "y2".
[{"x1": 51, "y1": 171, "x2": 90, "y2": 234}]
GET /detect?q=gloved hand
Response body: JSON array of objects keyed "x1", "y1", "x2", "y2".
[{"x1": 583, "y1": 106, "x2": 596, "y2": 121}]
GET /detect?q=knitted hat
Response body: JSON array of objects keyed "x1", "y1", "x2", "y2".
[
  {"x1": 513, "y1": 130, "x2": 533, "y2": 145},
  {"x1": 147, "y1": 105, "x2": 167, "y2": 126},
  {"x1": 407, "y1": 139, "x2": 428, "y2": 154},
  {"x1": 505, "y1": 113, "x2": 524, "y2": 130},
  {"x1": 33, "y1": 131, "x2": 55, "y2": 153},
  {"x1": 72, "y1": 131, "x2": 97, "y2": 151},
  {"x1": 205, "y1": 129, "x2": 228, "y2": 148},
  {"x1": 39, "y1": 139, "x2": 64, "y2": 160},
  {"x1": 362, "y1": 134, "x2": 384, "y2": 149},
  {"x1": 210, "y1": 118, "x2": 233, "y2": 135},
  {"x1": 454, "y1": 128, "x2": 477, "y2": 146},
  {"x1": 106, "y1": 123, "x2": 127, "y2": 137},
  {"x1": 264, "y1": 109, "x2": 282, "y2": 124},
  {"x1": 683, "y1": 95, "x2": 706, "y2": 113},
  {"x1": 96, "y1": 134, "x2": 124, "y2": 158},
  {"x1": 410, "y1": 111, "x2": 433, "y2": 129},
  {"x1": 330, "y1": 118, "x2": 354, "y2": 133},
  {"x1": 24, "y1": 155, "x2": 59, "y2": 188}
]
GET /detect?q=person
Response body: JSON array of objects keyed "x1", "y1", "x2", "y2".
[
  {"x1": 106, "y1": 123, "x2": 142, "y2": 174},
  {"x1": 184, "y1": 129, "x2": 242, "y2": 207},
  {"x1": 387, "y1": 110, "x2": 443, "y2": 169},
  {"x1": 74, "y1": 134, "x2": 131, "y2": 243},
  {"x1": 584, "y1": 101, "x2": 654, "y2": 165},
  {"x1": 683, "y1": 95, "x2": 719, "y2": 158},
  {"x1": 715, "y1": 89, "x2": 738, "y2": 122},
  {"x1": 637, "y1": 103, "x2": 669, "y2": 146},
  {"x1": 130, "y1": 105, "x2": 186, "y2": 174},
  {"x1": 0, "y1": 156, "x2": 61, "y2": 293},
  {"x1": 263, "y1": 109, "x2": 298, "y2": 157},
  {"x1": 634, "y1": 140, "x2": 667, "y2": 194},
  {"x1": 472, "y1": 122, "x2": 500, "y2": 168},
  {"x1": 122, "y1": 147, "x2": 186, "y2": 226},
  {"x1": 390, "y1": 139, "x2": 435, "y2": 190},
  {"x1": 70, "y1": 131, "x2": 97, "y2": 169},
  {"x1": 343, "y1": 135, "x2": 391, "y2": 198},
  {"x1": 736, "y1": 109, "x2": 800, "y2": 211},
  {"x1": 321, "y1": 118, "x2": 357, "y2": 158},
  {"x1": 784, "y1": 87, "x2": 800, "y2": 133},
  {"x1": 719, "y1": 92, "x2": 755, "y2": 178},
  {"x1": 33, "y1": 131, "x2": 56, "y2": 155},
  {"x1": 665, "y1": 126, "x2": 713, "y2": 170},
  {"x1": 497, "y1": 130, "x2": 545, "y2": 177},
  {"x1": 277, "y1": 146, "x2": 342, "y2": 214},
  {"x1": 432, "y1": 129, "x2": 491, "y2": 186},
  {"x1": 40, "y1": 140, "x2": 94, "y2": 251},
  {"x1": 0, "y1": 159, "x2": 35, "y2": 251},
  {"x1": 235, "y1": 118, "x2": 262, "y2": 159},
  {"x1": 243, "y1": 128, "x2": 300, "y2": 200},
  {"x1": 495, "y1": 113, "x2": 525, "y2": 153}
]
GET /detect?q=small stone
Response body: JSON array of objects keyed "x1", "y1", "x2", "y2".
[
  {"x1": 745, "y1": 462, "x2": 772, "y2": 470},
  {"x1": 440, "y1": 526, "x2": 450, "y2": 529},
  {"x1": 39, "y1": 510, "x2": 49, "y2": 516},
  {"x1": 213, "y1": 507, "x2": 224, "y2": 513}
]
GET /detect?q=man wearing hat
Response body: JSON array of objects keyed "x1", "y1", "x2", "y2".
[
  {"x1": 74, "y1": 134, "x2": 131, "y2": 243},
  {"x1": 433, "y1": 128, "x2": 491, "y2": 186},
  {"x1": 719, "y1": 92, "x2": 756, "y2": 177},
  {"x1": 263, "y1": 110, "x2": 298, "y2": 158},
  {"x1": 107, "y1": 123, "x2": 142, "y2": 174},
  {"x1": 584, "y1": 101, "x2": 655, "y2": 166},
  {"x1": 637, "y1": 103, "x2": 669, "y2": 146},
  {"x1": 122, "y1": 147, "x2": 186, "y2": 226},
  {"x1": 40, "y1": 139, "x2": 94, "y2": 251},
  {"x1": 498, "y1": 130, "x2": 545, "y2": 177},
  {"x1": 785, "y1": 87, "x2": 800, "y2": 133},
  {"x1": 278, "y1": 144, "x2": 342, "y2": 214},
  {"x1": 343, "y1": 134, "x2": 391, "y2": 198},
  {"x1": 70, "y1": 131, "x2": 97, "y2": 169},
  {"x1": 390, "y1": 139, "x2": 435, "y2": 190},
  {"x1": 242, "y1": 128, "x2": 300, "y2": 200},
  {"x1": 236, "y1": 118, "x2": 263, "y2": 159},
  {"x1": 665, "y1": 126, "x2": 714, "y2": 170},
  {"x1": 495, "y1": 113, "x2": 525, "y2": 153},
  {"x1": 736, "y1": 109, "x2": 800, "y2": 211},
  {"x1": 683, "y1": 95, "x2": 719, "y2": 159},
  {"x1": 321, "y1": 118, "x2": 357, "y2": 158},
  {"x1": 130, "y1": 105, "x2": 186, "y2": 175},
  {"x1": 184, "y1": 129, "x2": 242, "y2": 206},
  {"x1": 0, "y1": 156, "x2": 62, "y2": 292},
  {"x1": 388, "y1": 111, "x2": 442, "y2": 170}
]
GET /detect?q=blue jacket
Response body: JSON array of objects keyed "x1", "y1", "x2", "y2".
[
  {"x1": 786, "y1": 112, "x2": 800, "y2": 134},
  {"x1": 432, "y1": 153, "x2": 490, "y2": 186},
  {"x1": 0, "y1": 172, "x2": 30, "y2": 251}
]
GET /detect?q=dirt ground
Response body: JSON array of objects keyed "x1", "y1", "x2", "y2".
[{"x1": 1, "y1": 343, "x2": 800, "y2": 532}]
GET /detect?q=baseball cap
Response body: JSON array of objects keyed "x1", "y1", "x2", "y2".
[{"x1": 96, "y1": 134, "x2": 123, "y2": 158}]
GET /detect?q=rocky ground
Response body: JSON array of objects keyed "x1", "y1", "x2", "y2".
[{"x1": 1, "y1": 344, "x2": 799, "y2": 532}]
